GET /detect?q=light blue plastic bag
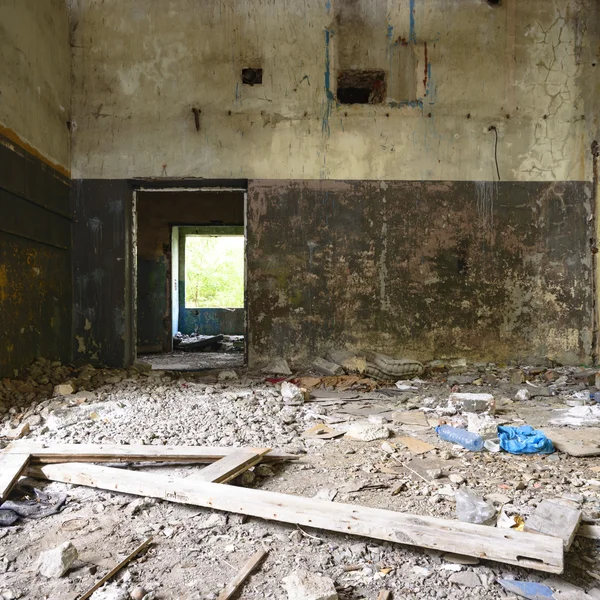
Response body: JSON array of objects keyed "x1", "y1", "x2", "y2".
[{"x1": 497, "y1": 425, "x2": 554, "y2": 454}]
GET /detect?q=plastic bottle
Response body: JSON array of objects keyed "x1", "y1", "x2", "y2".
[{"x1": 436, "y1": 425, "x2": 484, "y2": 451}]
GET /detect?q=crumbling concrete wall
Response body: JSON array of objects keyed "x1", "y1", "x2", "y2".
[
  {"x1": 68, "y1": 0, "x2": 598, "y2": 182},
  {"x1": 0, "y1": 0, "x2": 72, "y2": 377},
  {"x1": 66, "y1": 0, "x2": 600, "y2": 367}
]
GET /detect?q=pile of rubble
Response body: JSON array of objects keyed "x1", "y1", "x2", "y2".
[{"x1": 0, "y1": 354, "x2": 598, "y2": 599}]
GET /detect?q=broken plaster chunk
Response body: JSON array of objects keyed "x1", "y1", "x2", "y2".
[
  {"x1": 448, "y1": 570, "x2": 482, "y2": 588},
  {"x1": 89, "y1": 583, "x2": 129, "y2": 600},
  {"x1": 448, "y1": 392, "x2": 495, "y2": 414},
  {"x1": 282, "y1": 569, "x2": 338, "y2": 600},
  {"x1": 217, "y1": 370, "x2": 238, "y2": 381},
  {"x1": 524, "y1": 499, "x2": 582, "y2": 550},
  {"x1": 281, "y1": 381, "x2": 304, "y2": 405},
  {"x1": 3, "y1": 422, "x2": 30, "y2": 439},
  {"x1": 45, "y1": 402, "x2": 112, "y2": 430},
  {"x1": 53, "y1": 383, "x2": 75, "y2": 397},
  {"x1": 262, "y1": 358, "x2": 292, "y2": 376},
  {"x1": 466, "y1": 412, "x2": 498, "y2": 439},
  {"x1": 345, "y1": 421, "x2": 390, "y2": 442},
  {"x1": 312, "y1": 357, "x2": 344, "y2": 376},
  {"x1": 515, "y1": 388, "x2": 531, "y2": 401},
  {"x1": 37, "y1": 541, "x2": 78, "y2": 578}
]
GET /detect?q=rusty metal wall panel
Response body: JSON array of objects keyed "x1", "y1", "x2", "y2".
[{"x1": 247, "y1": 180, "x2": 594, "y2": 366}]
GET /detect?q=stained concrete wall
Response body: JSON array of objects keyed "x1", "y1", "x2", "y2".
[
  {"x1": 248, "y1": 179, "x2": 594, "y2": 366},
  {"x1": 69, "y1": 0, "x2": 599, "y2": 182},
  {"x1": 0, "y1": 1, "x2": 72, "y2": 376},
  {"x1": 0, "y1": 0, "x2": 71, "y2": 175}
]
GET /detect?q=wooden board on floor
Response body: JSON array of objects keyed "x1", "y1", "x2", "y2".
[
  {"x1": 28, "y1": 462, "x2": 564, "y2": 574},
  {"x1": 6, "y1": 443, "x2": 296, "y2": 464},
  {"x1": 524, "y1": 500, "x2": 581, "y2": 550},
  {"x1": 541, "y1": 428, "x2": 600, "y2": 457},
  {"x1": 0, "y1": 452, "x2": 30, "y2": 501},
  {"x1": 79, "y1": 537, "x2": 153, "y2": 600},
  {"x1": 198, "y1": 449, "x2": 271, "y2": 484},
  {"x1": 217, "y1": 550, "x2": 268, "y2": 600}
]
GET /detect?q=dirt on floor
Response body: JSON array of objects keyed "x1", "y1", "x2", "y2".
[
  {"x1": 0, "y1": 358, "x2": 599, "y2": 600},
  {"x1": 137, "y1": 352, "x2": 244, "y2": 372}
]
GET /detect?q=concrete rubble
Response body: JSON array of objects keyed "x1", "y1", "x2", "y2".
[
  {"x1": 37, "y1": 541, "x2": 78, "y2": 578},
  {"x1": 282, "y1": 569, "x2": 338, "y2": 600},
  {"x1": 0, "y1": 358, "x2": 598, "y2": 598}
]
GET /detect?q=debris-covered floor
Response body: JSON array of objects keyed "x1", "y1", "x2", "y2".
[{"x1": 0, "y1": 358, "x2": 599, "y2": 600}]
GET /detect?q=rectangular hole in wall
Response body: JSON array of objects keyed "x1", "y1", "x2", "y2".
[
  {"x1": 337, "y1": 69, "x2": 386, "y2": 104},
  {"x1": 242, "y1": 67, "x2": 263, "y2": 85}
]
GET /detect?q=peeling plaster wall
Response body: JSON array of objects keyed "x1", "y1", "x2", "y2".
[
  {"x1": 69, "y1": 0, "x2": 599, "y2": 182},
  {"x1": 0, "y1": 0, "x2": 71, "y2": 174}
]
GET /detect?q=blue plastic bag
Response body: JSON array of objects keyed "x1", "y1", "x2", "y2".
[
  {"x1": 497, "y1": 425, "x2": 554, "y2": 454},
  {"x1": 497, "y1": 578, "x2": 555, "y2": 599}
]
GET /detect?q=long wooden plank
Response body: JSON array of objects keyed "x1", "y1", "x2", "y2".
[
  {"x1": 78, "y1": 537, "x2": 153, "y2": 600},
  {"x1": 0, "y1": 452, "x2": 30, "y2": 500},
  {"x1": 29, "y1": 462, "x2": 563, "y2": 574},
  {"x1": 7, "y1": 443, "x2": 296, "y2": 464},
  {"x1": 217, "y1": 550, "x2": 268, "y2": 600},
  {"x1": 198, "y1": 449, "x2": 271, "y2": 484}
]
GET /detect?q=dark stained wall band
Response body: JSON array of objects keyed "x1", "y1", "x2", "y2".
[
  {"x1": 71, "y1": 179, "x2": 135, "y2": 368},
  {"x1": 0, "y1": 134, "x2": 72, "y2": 377},
  {"x1": 247, "y1": 179, "x2": 594, "y2": 367}
]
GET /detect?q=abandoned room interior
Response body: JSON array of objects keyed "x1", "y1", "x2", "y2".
[{"x1": 1, "y1": 0, "x2": 600, "y2": 599}]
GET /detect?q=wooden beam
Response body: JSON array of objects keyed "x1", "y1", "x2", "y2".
[
  {"x1": 0, "y1": 452, "x2": 30, "y2": 501},
  {"x1": 29, "y1": 462, "x2": 564, "y2": 574},
  {"x1": 198, "y1": 449, "x2": 271, "y2": 484},
  {"x1": 78, "y1": 537, "x2": 153, "y2": 600},
  {"x1": 217, "y1": 550, "x2": 268, "y2": 600},
  {"x1": 377, "y1": 592, "x2": 392, "y2": 600},
  {"x1": 6, "y1": 443, "x2": 296, "y2": 464}
]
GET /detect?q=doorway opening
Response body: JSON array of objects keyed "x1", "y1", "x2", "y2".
[
  {"x1": 185, "y1": 235, "x2": 244, "y2": 309},
  {"x1": 134, "y1": 187, "x2": 247, "y2": 371}
]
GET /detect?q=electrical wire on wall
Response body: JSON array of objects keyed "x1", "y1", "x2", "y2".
[{"x1": 488, "y1": 125, "x2": 501, "y2": 181}]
